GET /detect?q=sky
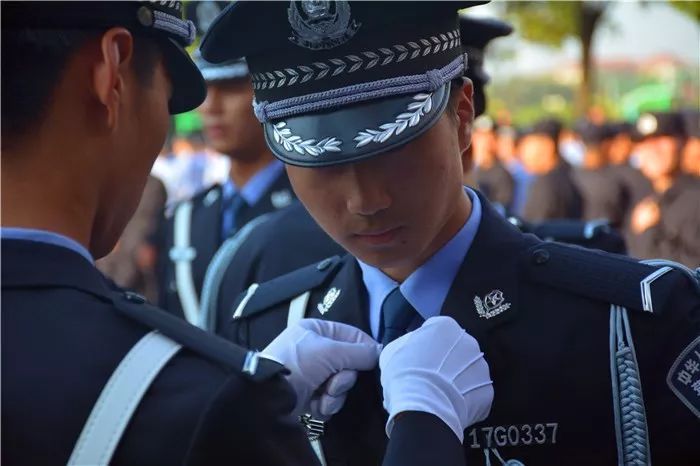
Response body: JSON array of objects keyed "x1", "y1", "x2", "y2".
[{"x1": 467, "y1": 0, "x2": 700, "y2": 79}]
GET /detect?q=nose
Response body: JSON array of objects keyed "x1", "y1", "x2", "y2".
[
  {"x1": 199, "y1": 85, "x2": 221, "y2": 115},
  {"x1": 343, "y1": 160, "x2": 392, "y2": 216}
]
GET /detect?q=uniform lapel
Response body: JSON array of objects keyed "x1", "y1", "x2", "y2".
[
  {"x1": 305, "y1": 256, "x2": 387, "y2": 464},
  {"x1": 441, "y1": 193, "x2": 536, "y2": 344},
  {"x1": 306, "y1": 256, "x2": 371, "y2": 335}
]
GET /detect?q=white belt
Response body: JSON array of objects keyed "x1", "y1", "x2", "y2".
[{"x1": 68, "y1": 331, "x2": 181, "y2": 465}]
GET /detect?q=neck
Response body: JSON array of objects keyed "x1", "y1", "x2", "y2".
[
  {"x1": 652, "y1": 175, "x2": 675, "y2": 194},
  {"x1": 1, "y1": 147, "x2": 97, "y2": 251},
  {"x1": 228, "y1": 149, "x2": 275, "y2": 188},
  {"x1": 477, "y1": 155, "x2": 496, "y2": 169},
  {"x1": 382, "y1": 189, "x2": 472, "y2": 282}
]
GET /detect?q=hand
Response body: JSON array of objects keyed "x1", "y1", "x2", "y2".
[
  {"x1": 631, "y1": 197, "x2": 661, "y2": 234},
  {"x1": 262, "y1": 319, "x2": 380, "y2": 420},
  {"x1": 380, "y1": 316, "x2": 493, "y2": 443}
]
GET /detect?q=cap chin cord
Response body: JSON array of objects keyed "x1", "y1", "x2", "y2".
[{"x1": 252, "y1": 54, "x2": 466, "y2": 123}]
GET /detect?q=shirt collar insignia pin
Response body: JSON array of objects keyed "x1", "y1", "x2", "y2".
[
  {"x1": 203, "y1": 189, "x2": 220, "y2": 206},
  {"x1": 317, "y1": 287, "x2": 341, "y2": 315},
  {"x1": 271, "y1": 190, "x2": 293, "y2": 209},
  {"x1": 473, "y1": 289, "x2": 511, "y2": 319}
]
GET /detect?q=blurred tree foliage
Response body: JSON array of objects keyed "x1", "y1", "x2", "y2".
[
  {"x1": 502, "y1": 1, "x2": 609, "y2": 115},
  {"x1": 668, "y1": 0, "x2": 700, "y2": 22}
]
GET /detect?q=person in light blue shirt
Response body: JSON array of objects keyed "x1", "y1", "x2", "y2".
[
  {"x1": 207, "y1": 2, "x2": 700, "y2": 464},
  {"x1": 156, "y1": 6, "x2": 297, "y2": 323},
  {"x1": 358, "y1": 187, "x2": 482, "y2": 339},
  {"x1": 3, "y1": 3, "x2": 481, "y2": 466}
]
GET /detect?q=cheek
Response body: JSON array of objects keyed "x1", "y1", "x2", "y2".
[{"x1": 287, "y1": 168, "x2": 344, "y2": 228}]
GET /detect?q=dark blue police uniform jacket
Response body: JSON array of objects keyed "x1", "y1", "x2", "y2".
[
  {"x1": 213, "y1": 201, "x2": 343, "y2": 333},
  {"x1": 213, "y1": 200, "x2": 628, "y2": 335},
  {"x1": 1, "y1": 238, "x2": 316, "y2": 466},
  {"x1": 2, "y1": 238, "x2": 471, "y2": 466},
  {"x1": 222, "y1": 193, "x2": 700, "y2": 466}
]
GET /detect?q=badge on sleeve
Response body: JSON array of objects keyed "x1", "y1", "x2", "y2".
[{"x1": 667, "y1": 336, "x2": 700, "y2": 418}]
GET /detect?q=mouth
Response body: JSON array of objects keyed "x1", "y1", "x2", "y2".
[
  {"x1": 205, "y1": 124, "x2": 226, "y2": 139},
  {"x1": 352, "y1": 226, "x2": 403, "y2": 246}
]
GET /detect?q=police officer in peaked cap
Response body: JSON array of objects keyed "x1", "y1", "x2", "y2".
[
  {"x1": 1, "y1": 2, "x2": 492, "y2": 465},
  {"x1": 157, "y1": 0, "x2": 298, "y2": 327},
  {"x1": 627, "y1": 111, "x2": 700, "y2": 268},
  {"x1": 199, "y1": 13, "x2": 515, "y2": 334},
  {"x1": 202, "y1": 1, "x2": 700, "y2": 464},
  {"x1": 520, "y1": 118, "x2": 584, "y2": 222},
  {"x1": 570, "y1": 123, "x2": 626, "y2": 226}
]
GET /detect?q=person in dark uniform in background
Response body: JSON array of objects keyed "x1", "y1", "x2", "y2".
[
  {"x1": 628, "y1": 111, "x2": 700, "y2": 267},
  {"x1": 520, "y1": 118, "x2": 583, "y2": 222},
  {"x1": 681, "y1": 109, "x2": 700, "y2": 178},
  {"x1": 607, "y1": 121, "x2": 653, "y2": 222},
  {"x1": 1, "y1": 3, "x2": 492, "y2": 466},
  {"x1": 571, "y1": 123, "x2": 625, "y2": 226},
  {"x1": 202, "y1": 2, "x2": 700, "y2": 465},
  {"x1": 204, "y1": 14, "x2": 515, "y2": 334},
  {"x1": 472, "y1": 115, "x2": 515, "y2": 212},
  {"x1": 157, "y1": 2, "x2": 297, "y2": 325}
]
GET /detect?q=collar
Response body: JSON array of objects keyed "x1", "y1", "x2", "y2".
[
  {"x1": 1, "y1": 227, "x2": 94, "y2": 264},
  {"x1": 222, "y1": 159, "x2": 284, "y2": 205},
  {"x1": 1, "y1": 238, "x2": 113, "y2": 302},
  {"x1": 358, "y1": 187, "x2": 482, "y2": 338}
]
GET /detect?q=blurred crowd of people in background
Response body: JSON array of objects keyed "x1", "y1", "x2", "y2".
[{"x1": 97, "y1": 106, "x2": 700, "y2": 302}]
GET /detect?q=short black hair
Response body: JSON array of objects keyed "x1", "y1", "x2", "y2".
[{"x1": 1, "y1": 28, "x2": 161, "y2": 148}]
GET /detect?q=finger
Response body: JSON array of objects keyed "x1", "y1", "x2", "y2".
[
  {"x1": 324, "y1": 370, "x2": 357, "y2": 396},
  {"x1": 317, "y1": 338, "x2": 380, "y2": 371},
  {"x1": 308, "y1": 398, "x2": 330, "y2": 422},
  {"x1": 318, "y1": 392, "x2": 347, "y2": 417},
  {"x1": 298, "y1": 319, "x2": 378, "y2": 346}
]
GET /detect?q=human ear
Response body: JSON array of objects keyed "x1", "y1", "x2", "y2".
[
  {"x1": 456, "y1": 79, "x2": 475, "y2": 155},
  {"x1": 92, "y1": 28, "x2": 134, "y2": 130}
]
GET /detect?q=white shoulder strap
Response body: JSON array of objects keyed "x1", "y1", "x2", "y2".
[
  {"x1": 200, "y1": 214, "x2": 272, "y2": 331},
  {"x1": 68, "y1": 331, "x2": 182, "y2": 466},
  {"x1": 170, "y1": 201, "x2": 200, "y2": 325},
  {"x1": 232, "y1": 283, "x2": 260, "y2": 320},
  {"x1": 286, "y1": 291, "x2": 327, "y2": 466}
]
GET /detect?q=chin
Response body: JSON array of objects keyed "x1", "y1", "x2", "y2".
[{"x1": 350, "y1": 246, "x2": 413, "y2": 271}]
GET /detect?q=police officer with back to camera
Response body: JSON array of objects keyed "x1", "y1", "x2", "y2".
[
  {"x1": 157, "y1": 0, "x2": 298, "y2": 326},
  {"x1": 1, "y1": 2, "x2": 495, "y2": 466},
  {"x1": 201, "y1": 1, "x2": 700, "y2": 464},
  {"x1": 202, "y1": 13, "x2": 516, "y2": 333}
]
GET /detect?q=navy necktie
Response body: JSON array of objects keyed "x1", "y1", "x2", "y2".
[
  {"x1": 379, "y1": 287, "x2": 419, "y2": 346},
  {"x1": 221, "y1": 193, "x2": 247, "y2": 239}
]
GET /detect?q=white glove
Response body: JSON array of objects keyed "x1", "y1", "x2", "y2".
[
  {"x1": 262, "y1": 318, "x2": 380, "y2": 420},
  {"x1": 379, "y1": 316, "x2": 493, "y2": 442}
]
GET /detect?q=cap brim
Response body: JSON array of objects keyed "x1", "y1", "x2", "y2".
[
  {"x1": 161, "y1": 38, "x2": 207, "y2": 114},
  {"x1": 263, "y1": 83, "x2": 451, "y2": 167}
]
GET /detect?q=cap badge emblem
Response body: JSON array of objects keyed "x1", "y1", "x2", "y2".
[
  {"x1": 318, "y1": 287, "x2": 341, "y2": 315},
  {"x1": 473, "y1": 289, "x2": 511, "y2": 319},
  {"x1": 288, "y1": 1, "x2": 361, "y2": 50},
  {"x1": 271, "y1": 190, "x2": 294, "y2": 209},
  {"x1": 637, "y1": 113, "x2": 658, "y2": 136}
]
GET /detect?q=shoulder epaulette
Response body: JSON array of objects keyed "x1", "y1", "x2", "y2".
[
  {"x1": 112, "y1": 290, "x2": 285, "y2": 382},
  {"x1": 239, "y1": 255, "x2": 344, "y2": 318},
  {"x1": 520, "y1": 242, "x2": 696, "y2": 315}
]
